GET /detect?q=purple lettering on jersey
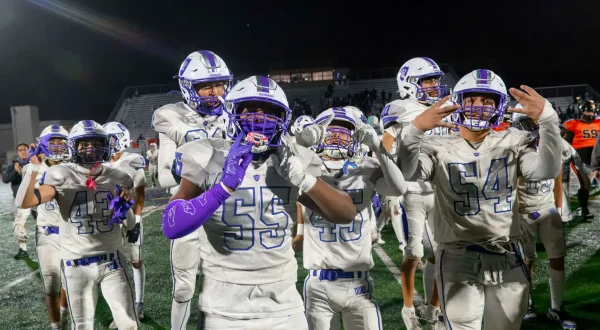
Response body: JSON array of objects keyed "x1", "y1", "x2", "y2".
[{"x1": 354, "y1": 285, "x2": 368, "y2": 295}]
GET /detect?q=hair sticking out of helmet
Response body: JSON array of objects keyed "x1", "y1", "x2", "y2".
[
  {"x1": 451, "y1": 69, "x2": 510, "y2": 131},
  {"x1": 68, "y1": 120, "x2": 112, "y2": 166},
  {"x1": 397, "y1": 57, "x2": 448, "y2": 105},
  {"x1": 175, "y1": 50, "x2": 234, "y2": 116},
  {"x1": 225, "y1": 76, "x2": 291, "y2": 155}
]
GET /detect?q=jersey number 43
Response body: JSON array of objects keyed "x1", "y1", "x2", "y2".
[{"x1": 448, "y1": 158, "x2": 513, "y2": 216}]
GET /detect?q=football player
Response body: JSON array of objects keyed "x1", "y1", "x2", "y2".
[
  {"x1": 398, "y1": 69, "x2": 562, "y2": 330},
  {"x1": 380, "y1": 57, "x2": 450, "y2": 330},
  {"x1": 162, "y1": 76, "x2": 358, "y2": 330},
  {"x1": 18, "y1": 120, "x2": 139, "y2": 330},
  {"x1": 15, "y1": 125, "x2": 70, "y2": 330},
  {"x1": 151, "y1": 50, "x2": 233, "y2": 329},
  {"x1": 104, "y1": 122, "x2": 147, "y2": 322},
  {"x1": 146, "y1": 142, "x2": 159, "y2": 187},
  {"x1": 563, "y1": 100, "x2": 600, "y2": 188},
  {"x1": 512, "y1": 114, "x2": 576, "y2": 329},
  {"x1": 297, "y1": 107, "x2": 407, "y2": 330}
]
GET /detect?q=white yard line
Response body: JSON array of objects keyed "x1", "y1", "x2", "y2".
[{"x1": 373, "y1": 245, "x2": 424, "y2": 306}]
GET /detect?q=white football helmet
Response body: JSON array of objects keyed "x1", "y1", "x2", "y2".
[
  {"x1": 397, "y1": 57, "x2": 447, "y2": 104},
  {"x1": 225, "y1": 76, "x2": 291, "y2": 154},
  {"x1": 314, "y1": 107, "x2": 361, "y2": 159},
  {"x1": 103, "y1": 122, "x2": 131, "y2": 153},
  {"x1": 291, "y1": 115, "x2": 314, "y2": 136},
  {"x1": 68, "y1": 120, "x2": 111, "y2": 165},
  {"x1": 174, "y1": 50, "x2": 234, "y2": 116},
  {"x1": 451, "y1": 69, "x2": 510, "y2": 131},
  {"x1": 38, "y1": 125, "x2": 70, "y2": 162}
]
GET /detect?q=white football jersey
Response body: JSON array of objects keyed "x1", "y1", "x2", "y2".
[
  {"x1": 517, "y1": 177, "x2": 555, "y2": 214},
  {"x1": 41, "y1": 163, "x2": 134, "y2": 259},
  {"x1": 108, "y1": 152, "x2": 146, "y2": 188},
  {"x1": 416, "y1": 129, "x2": 538, "y2": 245},
  {"x1": 303, "y1": 157, "x2": 378, "y2": 271},
  {"x1": 146, "y1": 149, "x2": 159, "y2": 165},
  {"x1": 177, "y1": 138, "x2": 321, "y2": 285},
  {"x1": 22, "y1": 161, "x2": 61, "y2": 227},
  {"x1": 383, "y1": 99, "x2": 452, "y2": 193},
  {"x1": 152, "y1": 102, "x2": 229, "y2": 189}
]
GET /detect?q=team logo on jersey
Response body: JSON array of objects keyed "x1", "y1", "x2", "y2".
[{"x1": 354, "y1": 285, "x2": 369, "y2": 295}]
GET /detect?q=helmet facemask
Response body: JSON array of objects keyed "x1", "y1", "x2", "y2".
[
  {"x1": 181, "y1": 78, "x2": 231, "y2": 116},
  {"x1": 316, "y1": 120, "x2": 358, "y2": 160},
  {"x1": 227, "y1": 100, "x2": 290, "y2": 154},
  {"x1": 412, "y1": 73, "x2": 448, "y2": 104},
  {"x1": 46, "y1": 137, "x2": 70, "y2": 162},
  {"x1": 71, "y1": 137, "x2": 111, "y2": 165},
  {"x1": 451, "y1": 92, "x2": 508, "y2": 131}
]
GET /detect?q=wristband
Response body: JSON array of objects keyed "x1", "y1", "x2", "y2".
[
  {"x1": 299, "y1": 174, "x2": 317, "y2": 193},
  {"x1": 296, "y1": 224, "x2": 304, "y2": 235}
]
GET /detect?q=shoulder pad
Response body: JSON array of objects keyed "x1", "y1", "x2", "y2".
[
  {"x1": 176, "y1": 138, "x2": 231, "y2": 184},
  {"x1": 381, "y1": 100, "x2": 426, "y2": 129},
  {"x1": 121, "y1": 152, "x2": 146, "y2": 169},
  {"x1": 151, "y1": 102, "x2": 188, "y2": 134}
]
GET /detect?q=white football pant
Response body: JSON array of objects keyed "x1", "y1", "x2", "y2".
[
  {"x1": 520, "y1": 210, "x2": 566, "y2": 261},
  {"x1": 13, "y1": 207, "x2": 31, "y2": 244},
  {"x1": 561, "y1": 182, "x2": 572, "y2": 222},
  {"x1": 436, "y1": 244, "x2": 529, "y2": 330},
  {"x1": 199, "y1": 312, "x2": 308, "y2": 330},
  {"x1": 34, "y1": 226, "x2": 61, "y2": 296},
  {"x1": 61, "y1": 251, "x2": 138, "y2": 330},
  {"x1": 398, "y1": 192, "x2": 436, "y2": 259},
  {"x1": 149, "y1": 164, "x2": 158, "y2": 178},
  {"x1": 170, "y1": 229, "x2": 200, "y2": 303},
  {"x1": 304, "y1": 270, "x2": 382, "y2": 330}
]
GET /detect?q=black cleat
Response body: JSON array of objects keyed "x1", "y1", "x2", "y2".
[{"x1": 14, "y1": 248, "x2": 29, "y2": 260}]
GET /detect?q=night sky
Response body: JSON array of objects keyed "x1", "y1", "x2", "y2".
[{"x1": 1, "y1": 0, "x2": 599, "y2": 124}]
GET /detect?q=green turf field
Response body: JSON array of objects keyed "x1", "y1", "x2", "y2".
[{"x1": 0, "y1": 177, "x2": 599, "y2": 329}]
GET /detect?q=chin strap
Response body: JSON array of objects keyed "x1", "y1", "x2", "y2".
[{"x1": 86, "y1": 162, "x2": 100, "y2": 190}]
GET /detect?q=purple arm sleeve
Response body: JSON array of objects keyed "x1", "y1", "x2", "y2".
[{"x1": 162, "y1": 182, "x2": 231, "y2": 239}]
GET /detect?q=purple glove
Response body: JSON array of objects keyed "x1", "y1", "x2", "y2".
[
  {"x1": 221, "y1": 134, "x2": 253, "y2": 191},
  {"x1": 107, "y1": 185, "x2": 135, "y2": 226},
  {"x1": 28, "y1": 135, "x2": 51, "y2": 160}
]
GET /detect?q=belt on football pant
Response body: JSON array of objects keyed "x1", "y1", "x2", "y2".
[
  {"x1": 42, "y1": 226, "x2": 59, "y2": 235},
  {"x1": 64, "y1": 253, "x2": 115, "y2": 267},
  {"x1": 312, "y1": 269, "x2": 365, "y2": 281}
]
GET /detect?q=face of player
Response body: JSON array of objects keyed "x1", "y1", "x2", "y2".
[
  {"x1": 48, "y1": 137, "x2": 67, "y2": 163},
  {"x1": 421, "y1": 76, "x2": 441, "y2": 97},
  {"x1": 239, "y1": 101, "x2": 284, "y2": 121},
  {"x1": 324, "y1": 125, "x2": 352, "y2": 148},
  {"x1": 582, "y1": 110, "x2": 596, "y2": 122},
  {"x1": 17, "y1": 145, "x2": 28, "y2": 160},
  {"x1": 195, "y1": 81, "x2": 226, "y2": 107},
  {"x1": 77, "y1": 138, "x2": 105, "y2": 162},
  {"x1": 461, "y1": 94, "x2": 496, "y2": 120}
]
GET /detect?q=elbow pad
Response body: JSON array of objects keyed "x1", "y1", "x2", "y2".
[{"x1": 162, "y1": 182, "x2": 230, "y2": 239}]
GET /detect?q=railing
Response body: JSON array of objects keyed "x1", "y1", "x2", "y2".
[
  {"x1": 344, "y1": 63, "x2": 459, "y2": 83},
  {"x1": 532, "y1": 84, "x2": 600, "y2": 101}
]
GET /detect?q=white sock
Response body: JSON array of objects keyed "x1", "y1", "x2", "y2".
[
  {"x1": 133, "y1": 266, "x2": 145, "y2": 303},
  {"x1": 423, "y1": 260, "x2": 435, "y2": 303},
  {"x1": 549, "y1": 268, "x2": 565, "y2": 310},
  {"x1": 403, "y1": 305, "x2": 415, "y2": 312},
  {"x1": 50, "y1": 322, "x2": 62, "y2": 330},
  {"x1": 171, "y1": 299, "x2": 191, "y2": 330},
  {"x1": 60, "y1": 306, "x2": 66, "y2": 314},
  {"x1": 19, "y1": 242, "x2": 27, "y2": 251}
]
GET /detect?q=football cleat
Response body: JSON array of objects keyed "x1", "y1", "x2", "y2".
[
  {"x1": 418, "y1": 304, "x2": 446, "y2": 330},
  {"x1": 548, "y1": 306, "x2": 577, "y2": 329},
  {"x1": 524, "y1": 297, "x2": 537, "y2": 320},
  {"x1": 14, "y1": 248, "x2": 28, "y2": 260},
  {"x1": 136, "y1": 302, "x2": 145, "y2": 320}
]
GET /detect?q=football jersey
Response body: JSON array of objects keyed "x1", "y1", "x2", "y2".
[
  {"x1": 382, "y1": 99, "x2": 452, "y2": 193},
  {"x1": 303, "y1": 157, "x2": 378, "y2": 271},
  {"x1": 21, "y1": 161, "x2": 61, "y2": 227},
  {"x1": 563, "y1": 118, "x2": 600, "y2": 149},
  {"x1": 146, "y1": 149, "x2": 159, "y2": 166},
  {"x1": 152, "y1": 102, "x2": 229, "y2": 189},
  {"x1": 177, "y1": 138, "x2": 321, "y2": 285},
  {"x1": 41, "y1": 163, "x2": 134, "y2": 259},
  {"x1": 516, "y1": 177, "x2": 555, "y2": 214},
  {"x1": 415, "y1": 128, "x2": 539, "y2": 245},
  {"x1": 108, "y1": 152, "x2": 146, "y2": 188}
]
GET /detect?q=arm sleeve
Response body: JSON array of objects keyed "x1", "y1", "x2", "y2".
[
  {"x1": 157, "y1": 133, "x2": 179, "y2": 188},
  {"x1": 396, "y1": 124, "x2": 434, "y2": 181},
  {"x1": 369, "y1": 144, "x2": 407, "y2": 196},
  {"x1": 518, "y1": 100, "x2": 561, "y2": 180}
]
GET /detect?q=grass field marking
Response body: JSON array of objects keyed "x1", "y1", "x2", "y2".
[
  {"x1": 373, "y1": 245, "x2": 424, "y2": 306},
  {"x1": 0, "y1": 269, "x2": 39, "y2": 294}
]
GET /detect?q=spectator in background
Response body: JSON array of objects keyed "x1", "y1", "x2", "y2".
[
  {"x1": 2, "y1": 143, "x2": 35, "y2": 259},
  {"x1": 388, "y1": 92, "x2": 392, "y2": 101},
  {"x1": 381, "y1": 90, "x2": 386, "y2": 104}
]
